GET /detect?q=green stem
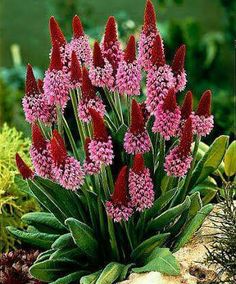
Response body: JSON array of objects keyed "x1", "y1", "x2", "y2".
[
  {"x1": 115, "y1": 92, "x2": 124, "y2": 124},
  {"x1": 108, "y1": 218, "x2": 120, "y2": 260},
  {"x1": 56, "y1": 105, "x2": 63, "y2": 136},
  {"x1": 104, "y1": 89, "x2": 121, "y2": 125},
  {"x1": 126, "y1": 95, "x2": 131, "y2": 125},
  {"x1": 155, "y1": 135, "x2": 165, "y2": 187},
  {"x1": 124, "y1": 221, "x2": 134, "y2": 251},
  {"x1": 81, "y1": 186, "x2": 97, "y2": 230},
  {"x1": 101, "y1": 166, "x2": 110, "y2": 199}
]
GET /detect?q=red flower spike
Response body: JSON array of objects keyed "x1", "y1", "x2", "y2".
[
  {"x1": 179, "y1": 117, "x2": 193, "y2": 157},
  {"x1": 132, "y1": 154, "x2": 145, "y2": 173},
  {"x1": 72, "y1": 15, "x2": 85, "y2": 38},
  {"x1": 151, "y1": 34, "x2": 165, "y2": 66},
  {"x1": 181, "y1": 91, "x2": 193, "y2": 119},
  {"x1": 49, "y1": 43, "x2": 63, "y2": 71},
  {"x1": 196, "y1": 90, "x2": 212, "y2": 117},
  {"x1": 37, "y1": 79, "x2": 44, "y2": 93},
  {"x1": 89, "y1": 108, "x2": 108, "y2": 141},
  {"x1": 50, "y1": 137, "x2": 67, "y2": 166},
  {"x1": 25, "y1": 64, "x2": 39, "y2": 96},
  {"x1": 104, "y1": 16, "x2": 118, "y2": 45},
  {"x1": 32, "y1": 124, "x2": 46, "y2": 151},
  {"x1": 71, "y1": 51, "x2": 82, "y2": 84},
  {"x1": 15, "y1": 153, "x2": 34, "y2": 179},
  {"x1": 49, "y1": 16, "x2": 66, "y2": 47},
  {"x1": 81, "y1": 67, "x2": 97, "y2": 98},
  {"x1": 111, "y1": 166, "x2": 129, "y2": 204},
  {"x1": 143, "y1": 0, "x2": 157, "y2": 32},
  {"x1": 84, "y1": 137, "x2": 91, "y2": 159},
  {"x1": 162, "y1": 88, "x2": 177, "y2": 112},
  {"x1": 130, "y1": 100, "x2": 145, "y2": 134},
  {"x1": 93, "y1": 41, "x2": 105, "y2": 68},
  {"x1": 124, "y1": 35, "x2": 136, "y2": 63},
  {"x1": 52, "y1": 129, "x2": 66, "y2": 151},
  {"x1": 172, "y1": 44, "x2": 186, "y2": 73}
]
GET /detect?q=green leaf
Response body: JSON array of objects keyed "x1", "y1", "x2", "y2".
[
  {"x1": 52, "y1": 233, "x2": 74, "y2": 249},
  {"x1": 50, "y1": 247, "x2": 83, "y2": 261},
  {"x1": 7, "y1": 226, "x2": 59, "y2": 249},
  {"x1": 131, "y1": 233, "x2": 170, "y2": 262},
  {"x1": 30, "y1": 259, "x2": 77, "y2": 282},
  {"x1": 118, "y1": 263, "x2": 134, "y2": 281},
  {"x1": 80, "y1": 270, "x2": 102, "y2": 284},
  {"x1": 191, "y1": 182, "x2": 218, "y2": 205},
  {"x1": 50, "y1": 271, "x2": 88, "y2": 284},
  {"x1": 133, "y1": 248, "x2": 180, "y2": 276},
  {"x1": 188, "y1": 192, "x2": 202, "y2": 219},
  {"x1": 35, "y1": 249, "x2": 55, "y2": 263},
  {"x1": 96, "y1": 262, "x2": 125, "y2": 284},
  {"x1": 147, "y1": 197, "x2": 191, "y2": 232},
  {"x1": 65, "y1": 218, "x2": 98, "y2": 259},
  {"x1": 224, "y1": 141, "x2": 236, "y2": 177},
  {"x1": 173, "y1": 204, "x2": 214, "y2": 251}
]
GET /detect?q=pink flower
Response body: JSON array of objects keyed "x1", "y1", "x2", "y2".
[
  {"x1": 152, "y1": 88, "x2": 181, "y2": 140},
  {"x1": 88, "y1": 109, "x2": 114, "y2": 166},
  {"x1": 172, "y1": 45, "x2": 187, "y2": 92},
  {"x1": 83, "y1": 137, "x2": 101, "y2": 175},
  {"x1": 64, "y1": 15, "x2": 92, "y2": 66},
  {"x1": 129, "y1": 154, "x2": 154, "y2": 212},
  {"x1": 15, "y1": 153, "x2": 34, "y2": 180},
  {"x1": 116, "y1": 35, "x2": 141, "y2": 95},
  {"x1": 106, "y1": 166, "x2": 133, "y2": 222},
  {"x1": 44, "y1": 43, "x2": 70, "y2": 108},
  {"x1": 78, "y1": 67, "x2": 105, "y2": 122},
  {"x1": 124, "y1": 100, "x2": 151, "y2": 154},
  {"x1": 89, "y1": 41, "x2": 114, "y2": 88},
  {"x1": 30, "y1": 124, "x2": 54, "y2": 179},
  {"x1": 146, "y1": 35, "x2": 175, "y2": 113},
  {"x1": 164, "y1": 118, "x2": 193, "y2": 177},
  {"x1": 191, "y1": 90, "x2": 214, "y2": 137},
  {"x1": 138, "y1": 0, "x2": 163, "y2": 71},
  {"x1": 69, "y1": 51, "x2": 82, "y2": 89},
  {"x1": 50, "y1": 130, "x2": 84, "y2": 190}
]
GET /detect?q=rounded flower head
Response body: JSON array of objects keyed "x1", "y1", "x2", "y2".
[
  {"x1": 64, "y1": 15, "x2": 92, "y2": 66},
  {"x1": 83, "y1": 137, "x2": 101, "y2": 175},
  {"x1": 171, "y1": 45, "x2": 187, "y2": 92},
  {"x1": 124, "y1": 100, "x2": 151, "y2": 154},
  {"x1": 146, "y1": 35, "x2": 175, "y2": 113},
  {"x1": 50, "y1": 130, "x2": 84, "y2": 190},
  {"x1": 129, "y1": 154, "x2": 154, "y2": 212},
  {"x1": 152, "y1": 88, "x2": 181, "y2": 140},
  {"x1": 78, "y1": 67, "x2": 105, "y2": 122},
  {"x1": 116, "y1": 35, "x2": 141, "y2": 95},
  {"x1": 106, "y1": 166, "x2": 133, "y2": 222},
  {"x1": 89, "y1": 41, "x2": 114, "y2": 88},
  {"x1": 30, "y1": 124, "x2": 54, "y2": 179},
  {"x1": 15, "y1": 153, "x2": 34, "y2": 180},
  {"x1": 70, "y1": 51, "x2": 82, "y2": 89},
  {"x1": 44, "y1": 43, "x2": 70, "y2": 108},
  {"x1": 191, "y1": 90, "x2": 214, "y2": 137},
  {"x1": 164, "y1": 118, "x2": 193, "y2": 177},
  {"x1": 88, "y1": 109, "x2": 114, "y2": 166}
]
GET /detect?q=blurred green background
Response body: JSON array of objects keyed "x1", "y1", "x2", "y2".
[{"x1": 0, "y1": 0, "x2": 235, "y2": 140}]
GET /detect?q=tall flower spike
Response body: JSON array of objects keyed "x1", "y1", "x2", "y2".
[
  {"x1": 106, "y1": 166, "x2": 133, "y2": 222},
  {"x1": 78, "y1": 67, "x2": 106, "y2": 122},
  {"x1": 181, "y1": 91, "x2": 193, "y2": 119},
  {"x1": 70, "y1": 51, "x2": 82, "y2": 89},
  {"x1": 129, "y1": 154, "x2": 154, "y2": 212},
  {"x1": 49, "y1": 16, "x2": 66, "y2": 47},
  {"x1": 49, "y1": 43, "x2": 63, "y2": 71},
  {"x1": 152, "y1": 88, "x2": 181, "y2": 140},
  {"x1": 172, "y1": 44, "x2": 187, "y2": 92},
  {"x1": 124, "y1": 100, "x2": 151, "y2": 154},
  {"x1": 15, "y1": 153, "x2": 34, "y2": 180},
  {"x1": 191, "y1": 90, "x2": 214, "y2": 137},
  {"x1": 103, "y1": 16, "x2": 118, "y2": 46},
  {"x1": 88, "y1": 109, "x2": 114, "y2": 166},
  {"x1": 25, "y1": 64, "x2": 39, "y2": 96},
  {"x1": 151, "y1": 34, "x2": 165, "y2": 67},
  {"x1": 37, "y1": 79, "x2": 44, "y2": 93},
  {"x1": 116, "y1": 35, "x2": 141, "y2": 95},
  {"x1": 83, "y1": 137, "x2": 101, "y2": 175},
  {"x1": 164, "y1": 117, "x2": 193, "y2": 177},
  {"x1": 143, "y1": 0, "x2": 157, "y2": 32},
  {"x1": 72, "y1": 15, "x2": 85, "y2": 38}
]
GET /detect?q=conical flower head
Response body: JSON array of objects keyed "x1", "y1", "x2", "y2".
[
  {"x1": 143, "y1": 0, "x2": 157, "y2": 32},
  {"x1": 25, "y1": 64, "x2": 39, "y2": 96},
  {"x1": 112, "y1": 166, "x2": 128, "y2": 204},
  {"x1": 103, "y1": 16, "x2": 118, "y2": 47},
  {"x1": 15, "y1": 153, "x2": 34, "y2": 179},
  {"x1": 50, "y1": 130, "x2": 67, "y2": 166},
  {"x1": 93, "y1": 41, "x2": 105, "y2": 67},
  {"x1": 196, "y1": 90, "x2": 212, "y2": 117},
  {"x1": 130, "y1": 100, "x2": 145, "y2": 134},
  {"x1": 178, "y1": 117, "x2": 193, "y2": 157},
  {"x1": 32, "y1": 124, "x2": 46, "y2": 151},
  {"x1": 37, "y1": 79, "x2": 44, "y2": 93},
  {"x1": 49, "y1": 43, "x2": 63, "y2": 71},
  {"x1": 81, "y1": 67, "x2": 96, "y2": 98},
  {"x1": 132, "y1": 154, "x2": 145, "y2": 173},
  {"x1": 49, "y1": 16, "x2": 66, "y2": 47},
  {"x1": 89, "y1": 108, "x2": 108, "y2": 141},
  {"x1": 151, "y1": 34, "x2": 165, "y2": 67},
  {"x1": 181, "y1": 91, "x2": 193, "y2": 119},
  {"x1": 162, "y1": 88, "x2": 177, "y2": 112},
  {"x1": 72, "y1": 15, "x2": 85, "y2": 38},
  {"x1": 70, "y1": 51, "x2": 82, "y2": 86},
  {"x1": 84, "y1": 137, "x2": 91, "y2": 159},
  {"x1": 124, "y1": 35, "x2": 136, "y2": 63},
  {"x1": 172, "y1": 45, "x2": 186, "y2": 73}
]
